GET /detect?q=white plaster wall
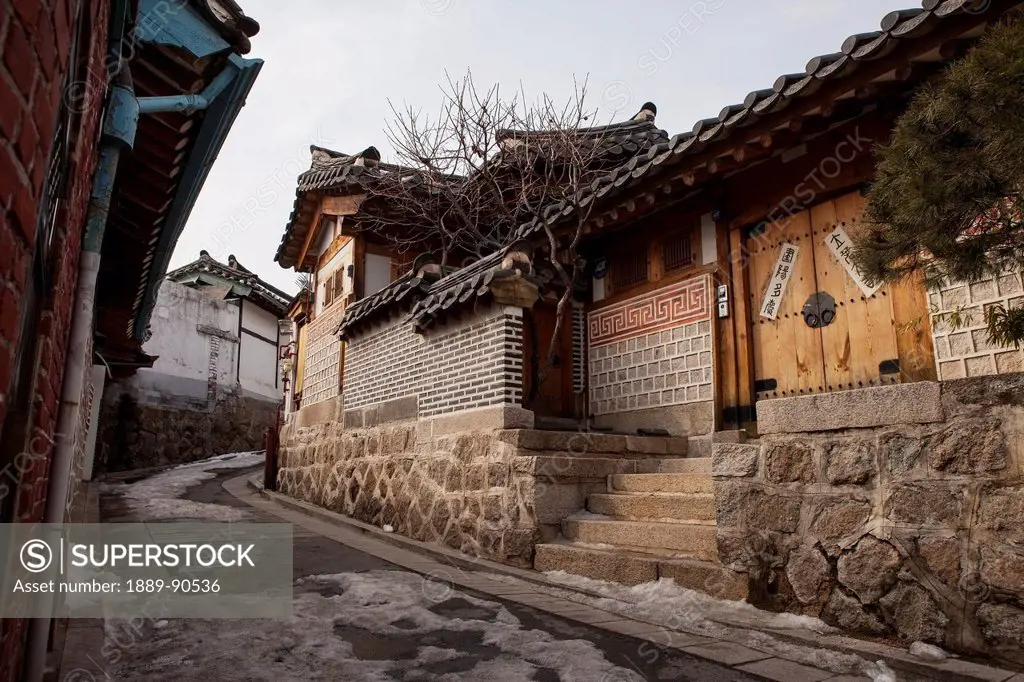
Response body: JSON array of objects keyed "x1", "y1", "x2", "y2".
[
  {"x1": 129, "y1": 280, "x2": 240, "y2": 402},
  {"x1": 242, "y1": 299, "x2": 279, "y2": 339},
  {"x1": 240, "y1": 300, "x2": 280, "y2": 400},
  {"x1": 365, "y1": 252, "x2": 391, "y2": 296}
]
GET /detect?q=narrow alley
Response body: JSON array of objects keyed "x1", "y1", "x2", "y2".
[{"x1": 61, "y1": 454, "x2": 757, "y2": 682}]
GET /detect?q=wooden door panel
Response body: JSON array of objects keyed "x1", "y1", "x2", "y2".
[
  {"x1": 750, "y1": 210, "x2": 826, "y2": 400},
  {"x1": 523, "y1": 303, "x2": 574, "y2": 418},
  {"x1": 810, "y1": 192, "x2": 900, "y2": 391}
]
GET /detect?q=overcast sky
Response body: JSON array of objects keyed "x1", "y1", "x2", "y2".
[{"x1": 170, "y1": 0, "x2": 901, "y2": 295}]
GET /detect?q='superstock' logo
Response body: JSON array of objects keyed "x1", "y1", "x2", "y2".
[{"x1": 20, "y1": 540, "x2": 53, "y2": 573}]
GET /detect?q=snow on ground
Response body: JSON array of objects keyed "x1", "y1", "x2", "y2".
[
  {"x1": 104, "y1": 570, "x2": 647, "y2": 682},
  {"x1": 103, "y1": 451, "x2": 263, "y2": 521},
  {"x1": 484, "y1": 570, "x2": 899, "y2": 680}
]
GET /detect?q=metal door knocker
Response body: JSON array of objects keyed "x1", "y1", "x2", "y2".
[{"x1": 802, "y1": 292, "x2": 836, "y2": 328}]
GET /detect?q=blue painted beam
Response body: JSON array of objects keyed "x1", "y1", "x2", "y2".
[{"x1": 134, "y1": 0, "x2": 231, "y2": 59}]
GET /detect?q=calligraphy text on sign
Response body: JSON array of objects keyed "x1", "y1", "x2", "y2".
[
  {"x1": 825, "y1": 226, "x2": 882, "y2": 297},
  {"x1": 760, "y1": 244, "x2": 799, "y2": 320}
]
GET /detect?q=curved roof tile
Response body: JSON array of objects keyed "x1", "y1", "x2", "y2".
[{"x1": 512, "y1": 0, "x2": 1008, "y2": 241}]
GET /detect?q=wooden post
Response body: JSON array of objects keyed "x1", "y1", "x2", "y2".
[{"x1": 729, "y1": 226, "x2": 756, "y2": 428}]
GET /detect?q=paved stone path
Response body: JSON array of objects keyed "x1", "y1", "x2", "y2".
[
  {"x1": 61, "y1": 466, "x2": 756, "y2": 681},
  {"x1": 58, "y1": 459, "x2": 1023, "y2": 682}
]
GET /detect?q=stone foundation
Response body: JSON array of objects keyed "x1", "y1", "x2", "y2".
[
  {"x1": 96, "y1": 390, "x2": 278, "y2": 474},
  {"x1": 277, "y1": 419, "x2": 684, "y2": 567},
  {"x1": 714, "y1": 374, "x2": 1024, "y2": 662}
]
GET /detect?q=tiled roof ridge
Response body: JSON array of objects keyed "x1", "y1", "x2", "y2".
[
  {"x1": 513, "y1": 0, "x2": 1016, "y2": 240},
  {"x1": 167, "y1": 251, "x2": 290, "y2": 311}
]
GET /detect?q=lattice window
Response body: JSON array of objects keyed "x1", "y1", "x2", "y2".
[
  {"x1": 663, "y1": 227, "x2": 697, "y2": 273},
  {"x1": 609, "y1": 244, "x2": 648, "y2": 293}
]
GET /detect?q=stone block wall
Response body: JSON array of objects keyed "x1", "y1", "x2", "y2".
[
  {"x1": 95, "y1": 388, "x2": 278, "y2": 474},
  {"x1": 714, "y1": 375, "x2": 1024, "y2": 661},
  {"x1": 344, "y1": 304, "x2": 524, "y2": 419},
  {"x1": 930, "y1": 268, "x2": 1024, "y2": 379},
  {"x1": 277, "y1": 423, "x2": 677, "y2": 567},
  {"x1": 587, "y1": 274, "x2": 714, "y2": 435}
]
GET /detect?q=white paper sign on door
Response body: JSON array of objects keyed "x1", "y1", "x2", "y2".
[
  {"x1": 825, "y1": 226, "x2": 882, "y2": 297},
  {"x1": 759, "y1": 243, "x2": 799, "y2": 320}
]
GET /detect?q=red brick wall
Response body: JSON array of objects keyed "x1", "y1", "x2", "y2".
[{"x1": 0, "y1": 0, "x2": 110, "y2": 678}]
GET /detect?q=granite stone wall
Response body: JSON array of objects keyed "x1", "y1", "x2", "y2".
[
  {"x1": 277, "y1": 422, "x2": 676, "y2": 567},
  {"x1": 714, "y1": 374, "x2": 1024, "y2": 661},
  {"x1": 95, "y1": 389, "x2": 278, "y2": 473}
]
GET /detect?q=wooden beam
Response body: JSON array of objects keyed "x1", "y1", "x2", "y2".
[
  {"x1": 708, "y1": 155, "x2": 740, "y2": 176},
  {"x1": 939, "y1": 38, "x2": 974, "y2": 61},
  {"x1": 321, "y1": 193, "x2": 366, "y2": 216},
  {"x1": 296, "y1": 199, "x2": 326, "y2": 272}
]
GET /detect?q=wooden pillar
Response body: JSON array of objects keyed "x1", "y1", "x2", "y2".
[
  {"x1": 714, "y1": 222, "x2": 734, "y2": 432},
  {"x1": 729, "y1": 226, "x2": 756, "y2": 428}
]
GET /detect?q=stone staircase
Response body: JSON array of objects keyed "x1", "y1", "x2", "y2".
[{"x1": 534, "y1": 446, "x2": 748, "y2": 600}]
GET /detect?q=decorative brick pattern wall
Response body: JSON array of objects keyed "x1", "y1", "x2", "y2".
[
  {"x1": 343, "y1": 304, "x2": 524, "y2": 418},
  {"x1": 301, "y1": 304, "x2": 344, "y2": 407},
  {"x1": 588, "y1": 275, "x2": 713, "y2": 416},
  {"x1": 0, "y1": 0, "x2": 111, "y2": 678},
  {"x1": 930, "y1": 269, "x2": 1024, "y2": 380},
  {"x1": 588, "y1": 274, "x2": 710, "y2": 346}
]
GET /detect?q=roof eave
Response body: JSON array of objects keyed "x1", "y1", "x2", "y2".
[{"x1": 130, "y1": 54, "x2": 263, "y2": 341}]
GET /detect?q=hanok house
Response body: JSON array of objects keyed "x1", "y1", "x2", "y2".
[
  {"x1": 273, "y1": 145, "x2": 430, "y2": 424},
  {"x1": 0, "y1": 0, "x2": 262, "y2": 678},
  {"x1": 95, "y1": 252, "x2": 289, "y2": 474},
  {"x1": 274, "y1": 1, "x2": 1024, "y2": 660}
]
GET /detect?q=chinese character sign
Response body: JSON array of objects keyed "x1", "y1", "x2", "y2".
[
  {"x1": 760, "y1": 243, "x2": 800, "y2": 320},
  {"x1": 825, "y1": 226, "x2": 882, "y2": 297}
]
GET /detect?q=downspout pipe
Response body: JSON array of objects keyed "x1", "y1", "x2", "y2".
[
  {"x1": 41, "y1": 54, "x2": 244, "y2": 527},
  {"x1": 137, "y1": 53, "x2": 244, "y2": 115},
  {"x1": 25, "y1": 54, "x2": 242, "y2": 681},
  {"x1": 23, "y1": 70, "x2": 139, "y2": 682}
]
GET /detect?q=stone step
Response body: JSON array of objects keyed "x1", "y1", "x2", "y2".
[
  {"x1": 587, "y1": 492, "x2": 715, "y2": 521},
  {"x1": 499, "y1": 429, "x2": 688, "y2": 456},
  {"x1": 534, "y1": 543, "x2": 747, "y2": 599},
  {"x1": 656, "y1": 457, "x2": 711, "y2": 474},
  {"x1": 610, "y1": 472, "x2": 713, "y2": 494},
  {"x1": 562, "y1": 518, "x2": 718, "y2": 561}
]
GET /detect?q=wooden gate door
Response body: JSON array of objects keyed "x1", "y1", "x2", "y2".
[
  {"x1": 748, "y1": 191, "x2": 934, "y2": 401},
  {"x1": 522, "y1": 301, "x2": 575, "y2": 418}
]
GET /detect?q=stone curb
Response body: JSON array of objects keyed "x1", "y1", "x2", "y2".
[
  {"x1": 235, "y1": 475, "x2": 1022, "y2": 682},
  {"x1": 245, "y1": 475, "x2": 608, "y2": 599}
]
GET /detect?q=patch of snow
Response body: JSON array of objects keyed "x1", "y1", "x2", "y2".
[
  {"x1": 482, "y1": 571, "x2": 884, "y2": 677},
  {"x1": 382, "y1": 524, "x2": 394, "y2": 533},
  {"x1": 103, "y1": 570, "x2": 646, "y2": 681},
  {"x1": 863, "y1": 659, "x2": 897, "y2": 682},
  {"x1": 105, "y1": 451, "x2": 263, "y2": 521},
  {"x1": 565, "y1": 540, "x2": 618, "y2": 551},
  {"x1": 909, "y1": 641, "x2": 948, "y2": 661}
]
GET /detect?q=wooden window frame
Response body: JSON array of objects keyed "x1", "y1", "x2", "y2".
[
  {"x1": 607, "y1": 242, "x2": 649, "y2": 296},
  {"x1": 602, "y1": 222, "x2": 700, "y2": 299}
]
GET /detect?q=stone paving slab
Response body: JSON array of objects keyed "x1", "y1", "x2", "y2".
[
  {"x1": 737, "y1": 657, "x2": 835, "y2": 682},
  {"x1": 680, "y1": 641, "x2": 773, "y2": 666},
  {"x1": 238, "y1": 474, "x2": 1022, "y2": 682}
]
